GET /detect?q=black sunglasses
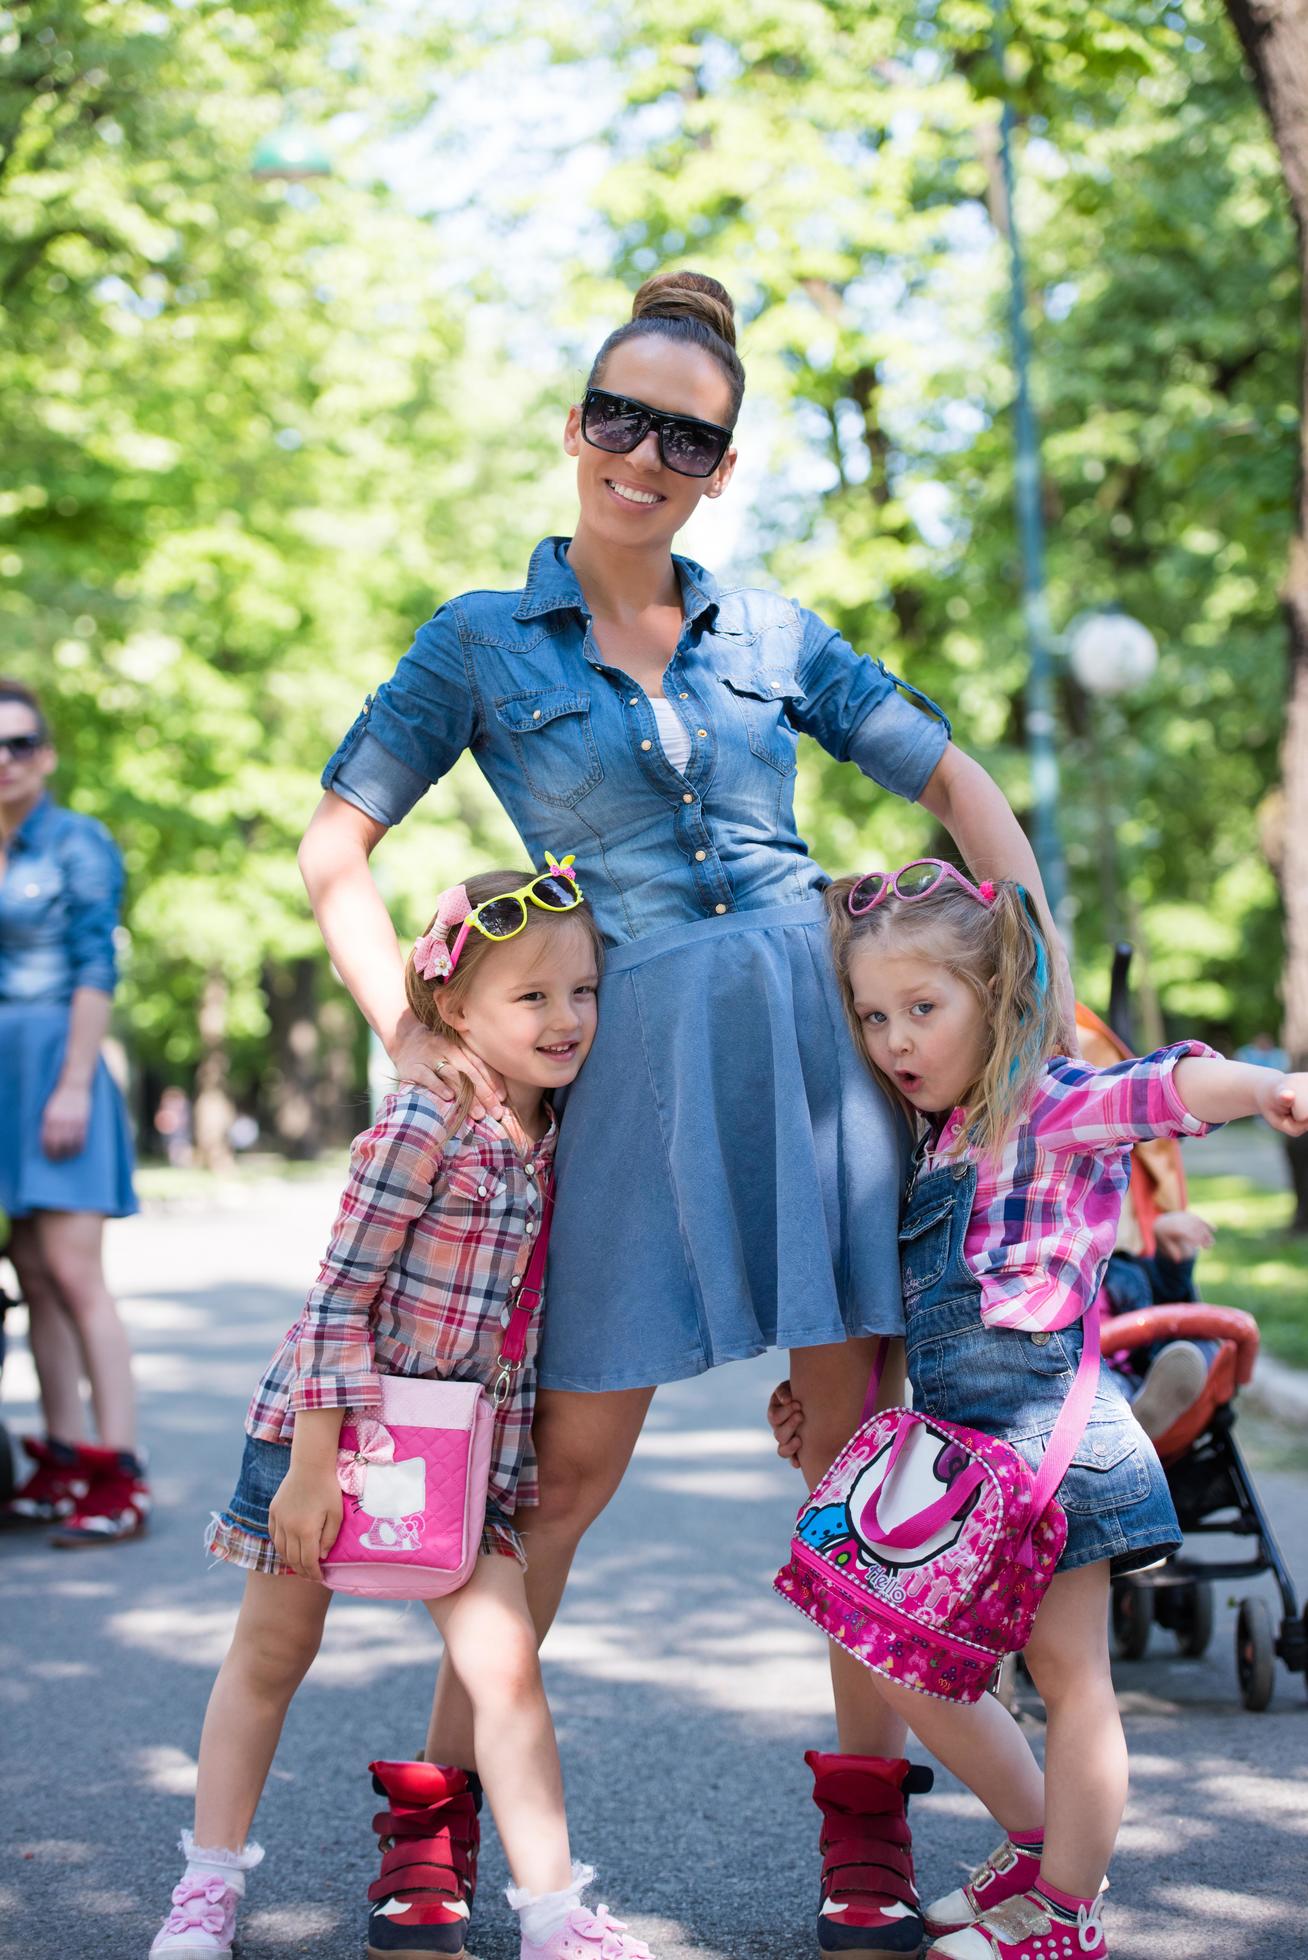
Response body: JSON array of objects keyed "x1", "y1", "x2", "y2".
[
  {"x1": 581, "y1": 388, "x2": 734, "y2": 479},
  {"x1": 0, "y1": 733, "x2": 43, "y2": 760}
]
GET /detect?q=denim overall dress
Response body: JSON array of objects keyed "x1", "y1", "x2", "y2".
[{"x1": 900, "y1": 1155, "x2": 1181, "y2": 1576}]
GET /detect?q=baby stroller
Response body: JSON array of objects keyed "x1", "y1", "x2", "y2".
[{"x1": 1080, "y1": 974, "x2": 1308, "y2": 1711}]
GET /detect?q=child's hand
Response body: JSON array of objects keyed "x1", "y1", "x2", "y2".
[
  {"x1": 1154, "y1": 1210, "x2": 1216, "y2": 1263},
  {"x1": 1257, "y1": 1070, "x2": 1308, "y2": 1137},
  {"x1": 268, "y1": 1465, "x2": 342, "y2": 1585},
  {"x1": 766, "y1": 1378, "x2": 806, "y2": 1469}
]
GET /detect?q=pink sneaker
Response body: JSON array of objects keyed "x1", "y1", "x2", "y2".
[
  {"x1": 519, "y1": 1902, "x2": 654, "y2": 1960},
  {"x1": 148, "y1": 1835, "x2": 263, "y2": 1959},
  {"x1": 927, "y1": 1888, "x2": 1107, "y2": 1959},
  {"x1": 925, "y1": 1838, "x2": 1043, "y2": 1936}
]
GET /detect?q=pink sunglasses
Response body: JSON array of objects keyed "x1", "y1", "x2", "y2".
[{"x1": 847, "y1": 858, "x2": 997, "y2": 917}]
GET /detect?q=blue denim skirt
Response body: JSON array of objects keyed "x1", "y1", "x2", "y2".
[
  {"x1": 0, "y1": 1002, "x2": 137, "y2": 1219},
  {"x1": 538, "y1": 899, "x2": 910, "y2": 1392},
  {"x1": 205, "y1": 1432, "x2": 525, "y2": 1574}
]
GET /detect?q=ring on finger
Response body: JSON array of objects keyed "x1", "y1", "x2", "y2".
[{"x1": 433, "y1": 1060, "x2": 447, "y2": 1077}]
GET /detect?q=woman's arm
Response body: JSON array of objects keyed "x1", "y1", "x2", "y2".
[
  {"x1": 1174, "y1": 1057, "x2": 1308, "y2": 1134},
  {"x1": 41, "y1": 986, "x2": 110, "y2": 1159},
  {"x1": 298, "y1": 791, "x2": 503, "y2": 1114},
  {"x1": 917, "y1": 743, "x2": 1076, "y2": 1036}
]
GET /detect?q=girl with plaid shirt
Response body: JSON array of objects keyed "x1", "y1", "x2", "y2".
[
  {"x1": 151, "y1": 863, "x2": 659, "y2": 1960},
  {"x1": 768, "y1": 861, "x2": 1308, "y2": 1960}
]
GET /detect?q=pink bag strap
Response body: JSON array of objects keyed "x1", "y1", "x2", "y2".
[
  {"x1": 857, "y1": 1417, "x2": 989, "y2": 1548},
  {"x1": 491, "y1": 1174, "x2": 554, "y2": 1407},
  {"x1": 857, "y1": 1297, "x2": 1103, "y2": 1522}
]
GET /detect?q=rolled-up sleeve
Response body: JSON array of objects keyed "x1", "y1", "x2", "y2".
[
  {"x1": 60, "y1": 819, "x2": 124, "y2": 994},
  {"x1": 289, "y1": 1091, "x2": 450, "y2": 1412},
  {"x1": 322, "y1": 604, "x2": 478, "y2": 827},
  {"x1": 1031, "y1": 1043, "x2": 1223, "y2": 1152},
  {"x1": 792, "y1": 607, "x2": 951, "y2": 801}
]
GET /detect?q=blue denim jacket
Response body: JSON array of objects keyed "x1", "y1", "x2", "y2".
[
  {"x1": 324, "y1": 537, "x2": 952, "y2": 945},
  {"x1": 0, "y1": 796, "x2": 123, "y2": 1003}
]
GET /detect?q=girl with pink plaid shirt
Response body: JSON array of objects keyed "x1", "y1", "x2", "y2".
[
  {"x1": 150, "y1": 863, "x2": 660, "y2": 1960},
  {"x1": 769, "y1": 860, "x2": 1308, "y2": 1960}
]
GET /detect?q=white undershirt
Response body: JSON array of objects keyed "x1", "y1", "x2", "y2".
[{"x1": 650, "y1": 695, "x2": 692, "y2": 772}]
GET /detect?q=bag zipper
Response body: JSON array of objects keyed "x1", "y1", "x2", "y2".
[{"x1": 786, "y1": 1541, "x2": 1007, "y2": 1666}]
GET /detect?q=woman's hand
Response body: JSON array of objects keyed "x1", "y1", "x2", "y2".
[
  {"x1": 40, "y1": 1082, "x2": 92, "y2": 1160},
  {"x1": 269, "y1": 1462, "x2": 343, "y2": 1584},
  {"x1": 1257, "y1": 1070, "x2": 1308, "y2": 1137},
  {"x1": 389, "y1": 1016, "x2": 506, "y2": 1121},
  {"x1": 766, "y1": 1378, "x2": 807, "y2": 1469}
]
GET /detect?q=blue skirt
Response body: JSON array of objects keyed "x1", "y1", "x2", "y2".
[
  {"x1": 538, "y1": 899, "x2": 909, "y2": 1392},
  {"x1": 0, "y1": 1001, "x2": 138, "y2": 1220}
]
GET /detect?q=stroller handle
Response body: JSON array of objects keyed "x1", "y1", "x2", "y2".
[{"x1": 1098, "y1": 1303, "x2": 1259, "y2": 1386}]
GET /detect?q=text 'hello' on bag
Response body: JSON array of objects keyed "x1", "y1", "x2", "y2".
[
  {"x1": 774, "y1": 1303, "x2": 1101, "y2": 1702},
  {"x1": 319, "y1": 1185, "x2": 552, "y2": 1601}
]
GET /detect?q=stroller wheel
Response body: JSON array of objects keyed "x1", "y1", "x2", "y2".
[
  {"x1": 1235, "y1": 1596, "x2": 1275, "y2": 1711},
  {"x1": 1174, "y1": 1579, "x2": 1214, "y2": 1659},
  {"x1": 1111, "y1": 1578, "x2": 1153, "y2": 1660}
]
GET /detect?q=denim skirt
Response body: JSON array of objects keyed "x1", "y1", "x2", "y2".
[
  {"x1": 538, "y1": 899, "x2": 910, "y2": 1392},
  {"x1": 205, "y1": 1432, "x2": 525, "y2": 1574},
  {"x1": 0, "y1": 1001, "x2": 138, "y2": 1220}
]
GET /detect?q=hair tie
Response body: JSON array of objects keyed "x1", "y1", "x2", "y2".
[
  {"x1": 978, "y1": 880, "x2": 996, "y2": 903},
  {"x1": 412, "y1": 883, "x2": 471, "y2": 983}
]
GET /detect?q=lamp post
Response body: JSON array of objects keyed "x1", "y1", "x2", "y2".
[{"x1": 992, "y1": 29, "x2": 1070, "y2": 943}]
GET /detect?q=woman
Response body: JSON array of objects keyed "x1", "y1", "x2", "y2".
[
  {"x1": 0, "y1": 678, "x2": 149, "y2": 1545},
  {"x1": 299, "y1": 272, "x2": 1071, "y2": 1960}
]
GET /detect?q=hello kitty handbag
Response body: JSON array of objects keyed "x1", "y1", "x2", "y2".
[
  {"x1": 774, "y1": 1301, "x2": 1102, "y2": 1702},
  {"x1": 320, "y1": 1196, "x2": 551, "y2": 1600}
]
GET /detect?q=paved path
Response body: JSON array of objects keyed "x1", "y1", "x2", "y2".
[{"x1": 2, "y1": 1180, "x2": 1306, "y2": 1960}]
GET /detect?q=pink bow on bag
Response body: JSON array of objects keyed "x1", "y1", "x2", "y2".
[
  {"x1": 412, "y1": 884, "x2": 472, "y2": 982},
  {"x1": 337, "y1": 1415, "x2": 395, "y2": 1497}
]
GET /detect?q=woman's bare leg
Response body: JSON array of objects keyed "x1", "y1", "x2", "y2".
[
  {"x1": 6, "y1": 1217, "x2": 88, "y2": 1443},
  {"x1": 423, "y1": 1384, "x2": 655, "y2": 1766},
  {"x1": 31, "y1": 1209, "x2": 136, "y2": 1451},
  {"x1": 788, "y1": 1335, "x2": 912, "y2": 1757}
]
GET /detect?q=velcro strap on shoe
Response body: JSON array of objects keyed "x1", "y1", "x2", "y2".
[
  {"x1": 372, "y1": 1802, "x2": 477, "y2": 1841},
  {"x1": 822, "y1": 1838, "x2": 917, "y2": 1909},
  {"x1": 369, "y1": 1838, "x2": 473, "y2": 1906}
]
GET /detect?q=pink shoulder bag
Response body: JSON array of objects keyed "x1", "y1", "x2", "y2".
[
  {"x1": 320, "y1": 1188, "x2": 552, "y2": 1601},
  {"x1": 774, "y1": 1302, "x2": 1102, "y2": 1702}
]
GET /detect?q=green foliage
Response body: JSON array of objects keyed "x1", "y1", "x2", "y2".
[{"x1": 1188, "y1": 1172, "x2": 1308, "y2": 1367}]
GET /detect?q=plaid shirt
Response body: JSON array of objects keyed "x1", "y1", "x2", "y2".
[
  {"x1": 246, "y1": 1088, "x2": 556, "y2": 1515},
  {"x1": 922, "y1": 1042, "x2": 1218, "y2": 1334}
]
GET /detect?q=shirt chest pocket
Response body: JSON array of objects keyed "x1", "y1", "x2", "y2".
[
  {"x1": 718, "y1": 671, "x2": 805, "y2": 776},
  {"x1": 493, "y1": 687, "x2": 603, "y2": 807},
  {"x1": 433, "y1": 1161, "x2": 508, "y2": 1244},
  {"x1": 1, "y1": 859, "x2": 64, "y2": 921}
]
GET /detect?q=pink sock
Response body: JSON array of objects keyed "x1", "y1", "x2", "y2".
[
  {"x1": 1035, "y1": 1877, "x2": 1096, "y2": 1917},
  {"x1": 1010, "y1": 1828, "x2": 1044, "y2": 1850}
]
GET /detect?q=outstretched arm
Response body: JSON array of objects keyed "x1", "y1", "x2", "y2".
[{"x1": 1174, "y1": 1057, "x2": 1308, "y2": 1134}]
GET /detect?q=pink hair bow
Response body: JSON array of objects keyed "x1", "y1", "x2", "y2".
[
  {"x1": 336, "y1": 1415, "x2": 395, "y2": 1497},
  {"x1": 412, "y1": 883, "x2": 472, "y2": 982}
]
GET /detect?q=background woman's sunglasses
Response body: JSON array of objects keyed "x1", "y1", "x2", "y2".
[
  {"x1": 0, "y1": 733, "x2": 44, "y2": 760},
  {"x1": 581, "y1": 388, "x2": 733, "y2": 478}
]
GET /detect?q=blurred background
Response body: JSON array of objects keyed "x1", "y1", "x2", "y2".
[{"x1": 3, "y1": 0, "x2": 1305, "y2": 1289}]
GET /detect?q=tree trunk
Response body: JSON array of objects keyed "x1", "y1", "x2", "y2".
[
  {"x1": 193, "y1": 970, "x2": 234, "y2": 1173},
  {"x1": 263, "y1": 958, "x2": 322, "y2": 1160},
  {"x1": 1223, "y1": 0, "x2": 1308, "y2": 1227}
]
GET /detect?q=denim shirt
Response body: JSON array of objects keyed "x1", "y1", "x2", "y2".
[
  {"x1": 324, "y1": 537, "x2": 952, "y2": 945},
  {"x1": 0, "y1": 796, "x2": 123, "y2": 1003}
]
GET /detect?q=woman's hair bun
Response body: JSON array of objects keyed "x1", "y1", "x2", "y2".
[{"x1": 631, "y1": 270, "x2": 736, "y2": 350}]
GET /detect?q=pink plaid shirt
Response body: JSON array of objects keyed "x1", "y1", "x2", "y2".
[
  {"x1": 245, "y1": 1087, "x2": 555, "y2": 1515},
  {"x1": 922, "y1": 1041, "x2": 1218, "y2": 1333}
]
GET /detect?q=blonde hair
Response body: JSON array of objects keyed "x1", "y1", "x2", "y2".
[
  {"x1": 824, "y1": 873, "x2": 1063, "y2": 1161},
  {"x1": 405, "y1": 868, "x2": 605, "y2": 1129}
]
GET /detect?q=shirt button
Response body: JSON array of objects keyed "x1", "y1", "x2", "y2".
[
  {"x1": 525, "y1": 1164, "x2": 535, "y2": 1178},
  {"x1": 679, "y1": 691, "x2": 689, "y2": 700},
  {"x1": 641, "y1": 739, "x2": 652, "y2": 751},
  {"x1": 477, "y1": 1186, "x2": 488, "y2": 1198},
  {"x1": 697, "y1": 728, "x2": 708, "y2": 739},
  {"x1": 714, "y1": 903, "x2": 727, "y2": 915},
  {"x1": 694, "y1": 850, "x2": 706, "y2": 862},
  {"x1": 629, "y1": 697, "x2": 639, "y2": 706},
  {"x1": 526, "y1": 1221, "x2": 536, "y2": 1234},
  {"x1": 532, "y1": 709, "x2": 542, "y2": 720},
  {"x1": 510, "y1": 1273, "x2": 522, "y2": 1288},
  {"x1": 683, "y1": 792, "x2": 694, "y2": 804}
]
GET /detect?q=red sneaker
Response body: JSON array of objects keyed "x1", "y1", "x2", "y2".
[
  {"x1": 3, "y1": 1436, "x2": 90, "y2": 1524},
  {"x1": 49, "y1": 1446, "x2": 150, "y2": 1547},
  {"x1": 366, "y1": 1759, "x2": 480, "y2": 1959},
  {"x1": 808, "y1": 1750, "x2": 934, "y2": 1957}
]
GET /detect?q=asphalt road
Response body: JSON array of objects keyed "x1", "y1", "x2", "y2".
[{"x1": 2, "y1": 1176, "x2": 1306, "y2": 1960}]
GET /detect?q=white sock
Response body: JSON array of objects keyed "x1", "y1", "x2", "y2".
[
  {"x1": 507, "y1": 1860, "x2": 594, "y2": 1944},
  {"x1": 179, "y1": 1829, "x2": 264, "y2": 1894}
]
